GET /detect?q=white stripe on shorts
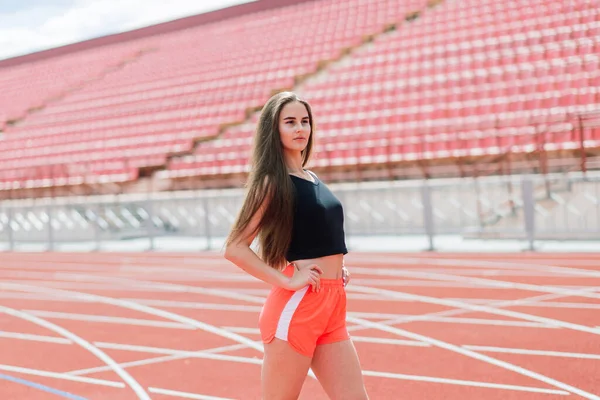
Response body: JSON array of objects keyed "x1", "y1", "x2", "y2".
[{"x1": 275, "y1": 286, "x2": 309, "y2": 341}]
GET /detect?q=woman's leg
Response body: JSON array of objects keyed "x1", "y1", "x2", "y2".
[
  {"x1": 311, "y1": 339, "x2": 369, "y2": 400},
  {"x1": 262, "y1": 338, "x2": 313, "y2": 400}
]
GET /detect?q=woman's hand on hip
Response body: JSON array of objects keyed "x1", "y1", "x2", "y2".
[
  {"x1": 342, "y1": 266, "x2": 350, "y2": 287},
  {"x1": 284, "y1": 264, "x2": 323, "y2": 292}
]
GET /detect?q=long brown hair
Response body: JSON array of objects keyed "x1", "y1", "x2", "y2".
[{"x1": 226, "y1": 91, "x2": 315, "y2": 269}]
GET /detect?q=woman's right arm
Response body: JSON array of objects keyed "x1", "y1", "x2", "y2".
[{"x1": 224, "y1": 193, "x2": 322, "y2": 291}]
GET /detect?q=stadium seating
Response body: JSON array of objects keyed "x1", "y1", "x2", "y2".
[
  {"x1": 166, "y1": 0, "x2": 600, "y2": 179},
  {"x1": 0, "y1": 0, "x2": 423, "y2": 190},
  {"x1": 1, "y1": 0, "x2": 599, "y2": 192},
  {"x1": 0, "y1": 44, "x2": 138, "y2": 125}
]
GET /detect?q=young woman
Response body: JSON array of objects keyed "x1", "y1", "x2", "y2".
[{"x1": 224, "y1": 91, "x2": 369, "y2": 400}]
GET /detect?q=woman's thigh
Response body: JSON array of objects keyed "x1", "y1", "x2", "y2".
[
  {"x1": 262, "y1": 338, "x2": 313, "y2": 400},
  {"x1": 311, "y1": 339, "x2": 369, "y2": 400}
]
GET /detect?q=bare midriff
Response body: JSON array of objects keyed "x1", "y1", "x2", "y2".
[{"x1": 290, "y1": 253, "x2": 344, "y2": 279}]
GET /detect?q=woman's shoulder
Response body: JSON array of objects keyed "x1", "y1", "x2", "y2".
[{"x1": 305, "y1": 169, "x2": 319, "y2": 180}]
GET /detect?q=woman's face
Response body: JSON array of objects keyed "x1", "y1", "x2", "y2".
[{"x1": 278, "y1": 101, "x2": 311, "y2": 154}]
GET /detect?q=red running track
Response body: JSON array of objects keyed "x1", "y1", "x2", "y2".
[{"x1": 0, "y1": 251, "x2": 599, "y2": 399}]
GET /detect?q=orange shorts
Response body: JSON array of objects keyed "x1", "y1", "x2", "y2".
[{"x1": 259, "y1": 263, "x2": 349, "y2": 357}]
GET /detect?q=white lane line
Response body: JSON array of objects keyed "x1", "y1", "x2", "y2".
[
  {"x1": 5, "y1": 324, "x2": 599, "y2": 361},
  {"x1": 463, "y1": 345, "x2": 600, "y2": 360},
  {"x1": 21, "y1": 306, "x2": 556, "y2": 330},
  {"x1": 0, "y1": 280, "x2": 180, "y2": 292},
  {"x1": 347, "y1": 316, "x2": 598, "y2": 400},
  {"x1": 3, "y1": 278, "x2": 582, "y2": 292},
  {"x1": 352, "y1": 288, "x2": 600, "y2": 334},
  {"x1": 94, "y1": 342, "x2": 262, "y2": 365},
  {"x1": 16, "y1": 271, "x2": 594, "y2": 338},
  {"x1": 0, "y1": 269, "x2": 254, "y2": 283},
  {"x1": 5, "y1": 287, "x2": 598, "y2": 309},
  {"x1": 1, "y1": 283, "x2": 265, "y2": 353},
  {"x1": 33, "y1": 263, "x2": 591, "y2": 284},
  {"x1": 23, "y1": 310, "x2": 195, "y2": 330},
  {"x1": 0, "y1": 292, "x2": 80, "y2": 302},
  {"x1": 67, "y1": 343, "x2": 250, "y2": 376},
  {"x1": 75, "y1": 340, "x2": 571, "y2": 396},
  {"x1": 0, "y1": 283, "x2": 325, "y2": 380},
  {"x1": 12, "y1": 275, "x2": 596, "y2": 358},
  {"x1": 129, "y1": 299, "x2": 263, "y2": 312},
  {"x1": 220, "y1": 326, "x2": 429, "y2": 347},
  {"x1": 348, "y1": 285, "x2": 600, "y2": 336},
  {"x1": 130, "y1": 289, "x2": 596, "y2": 333},
  {"x1": 77, "y1": 344, "x2": 569, "y2": 395},
  {"x1": 0, "y1": 264, "x2": 111, "y2": 272},
  {"x1": 347, "y1": 255, "x2": 600, "y2": 278},
  {"x1": 127, "y1": 299, "x2": 557, "y2": 329},
  {"x1": 447, "y1": 298, "x2": 600, "y2": 310},
  {"x1": 220, "y1": 326, "x2": 429, "y2": 346},
  {"x1": 344, "y1": 336, "x2": 431, "y2": 346},
  {"x1": 0, "y1": 331, "x2": 72, "y2": 344},
  {"x1": 8, "y1": 266, "x2": 595, "y2": 397},
  {"x1": 58, "y1": 271, "x2": 257, "y2": 283},
  {"x1": 220, "y1": 326, "x2": 260, "y2": 334},
  {"x1": 348, "y1": 266, "x2": 600, "y2": 301},
  {"x1": 148, "y1": 387, "x2": 235, "y2": 400},
  {"x1": 0, "y1": 364, "x2": 125, "y2": 388},
  {"x1": 7, "y1": 266, "x2": 592, "y2": 390},
  {"x1": 3, "y1": 289, "x2": 386, "y2": 302},
  {"x1": 7, "y1": 288, "x2": 595, "y2": 308},
  {"x1": 56, "y1": 282, "x2": 593, "y2": 398},
  {"x1": 347, "y1": 279, "x2": 502, "y2": 288},
  {"x1": 350, "y1": 313, "x2": 555, "y2": 329},
  {"x1": 396, "y1": 268, "x2": 591, "y2": 277},
  {"x1": 4, "y1": 274, "x2": 499, "y2": 290},
  {"x1": 167, "y1": 288, "x2": 270, "y2": 296},
  {"x1": 0, "y1": 326, "x2": 426, "y2": 350},
  {"x1": 515, "y1": 301, "x2": 600, "y2": 310},
  {"x1": 51, "y1": 275, "x2": 269, "y2": 304},
  {"x1": 361, "y1": 370, "x2": 569, "y2": 395},
  {"x1": 0, "y1": 305, "x2": 150, "y2": 399},
  {"x1": 9, "y1": 254, "x2": 599, "y2": 278}
]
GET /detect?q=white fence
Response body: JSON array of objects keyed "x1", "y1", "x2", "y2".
[{"x1": 1, "y1": 172, "x2": 599, "y2": 252}]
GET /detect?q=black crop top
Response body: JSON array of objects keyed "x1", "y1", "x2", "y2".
[{"x1": 285, "y1": 170, "x2": 348, "y2": 261}]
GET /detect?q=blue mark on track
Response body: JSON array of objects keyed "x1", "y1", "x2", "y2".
[{"x1": 0, "y1": 372, "x2": 89, "y2": 400}]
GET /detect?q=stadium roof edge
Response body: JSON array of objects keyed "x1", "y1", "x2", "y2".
[{"x1": 0, "y1": 0, "x2": 317, "y2": 69}]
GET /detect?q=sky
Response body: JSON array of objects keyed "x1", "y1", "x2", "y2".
[{"x1": 0, "y1": 0, "x2": 256, "y2": 61}]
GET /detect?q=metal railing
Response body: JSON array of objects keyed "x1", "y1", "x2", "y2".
[{"x1": 1, "y1": 171, "x2": 599, "y2": 252}]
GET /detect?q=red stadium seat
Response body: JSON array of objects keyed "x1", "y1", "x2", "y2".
[{"x1": 1, "y1": 0, "x2": 598, "y2": 190}]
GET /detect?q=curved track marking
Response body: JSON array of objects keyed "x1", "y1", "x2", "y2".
[
  {"x1": 4, "y1": 257, "x2": 598, "y2": 397},
  {"x1": 0, "y1": 305, "x2": 149, "y2": 399},
  {"x1": 22, "y1": 273, "x2": 597, "y2": 398},
  {"x1": 351, "y1": 255, "x2": 600, "y2": 278},
  {"x1": 0, "y1": 364, "x2": 125, "y2": 387},
  {"x1": 346, "y1": 315, "x2": 599, "y2": 400},
  {"x1": 16, "y1": 271, "x2": 599, "y2": 336},
  {"x1": 346, "y1": 287, "x2": 600, "y2": 335},
  {"x1": 16, "y1": 269, "x2": 598, "y2": 341},
  {"x1": 349, "y1": 266, "x2": 600, "y2": 301},
  {"x1": 50, "y1": 274, "x2": 269, "y2": 304},
  {"x1": 0, "y1": 283, "x2": 317, "y2": 380},
  {"x1": 0, "y1": 283, "x2": 264, "y2": 351},
  {"x1": 27, "y1": 271, "x2": 600, "y2": 336},
  {"x1": 348, "y1": 284, "x2": 600, "y2": 335}
]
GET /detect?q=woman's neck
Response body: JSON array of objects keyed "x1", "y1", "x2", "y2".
[{"x1": 284, "y1": 152, "x2": 304, "y2": 174}]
